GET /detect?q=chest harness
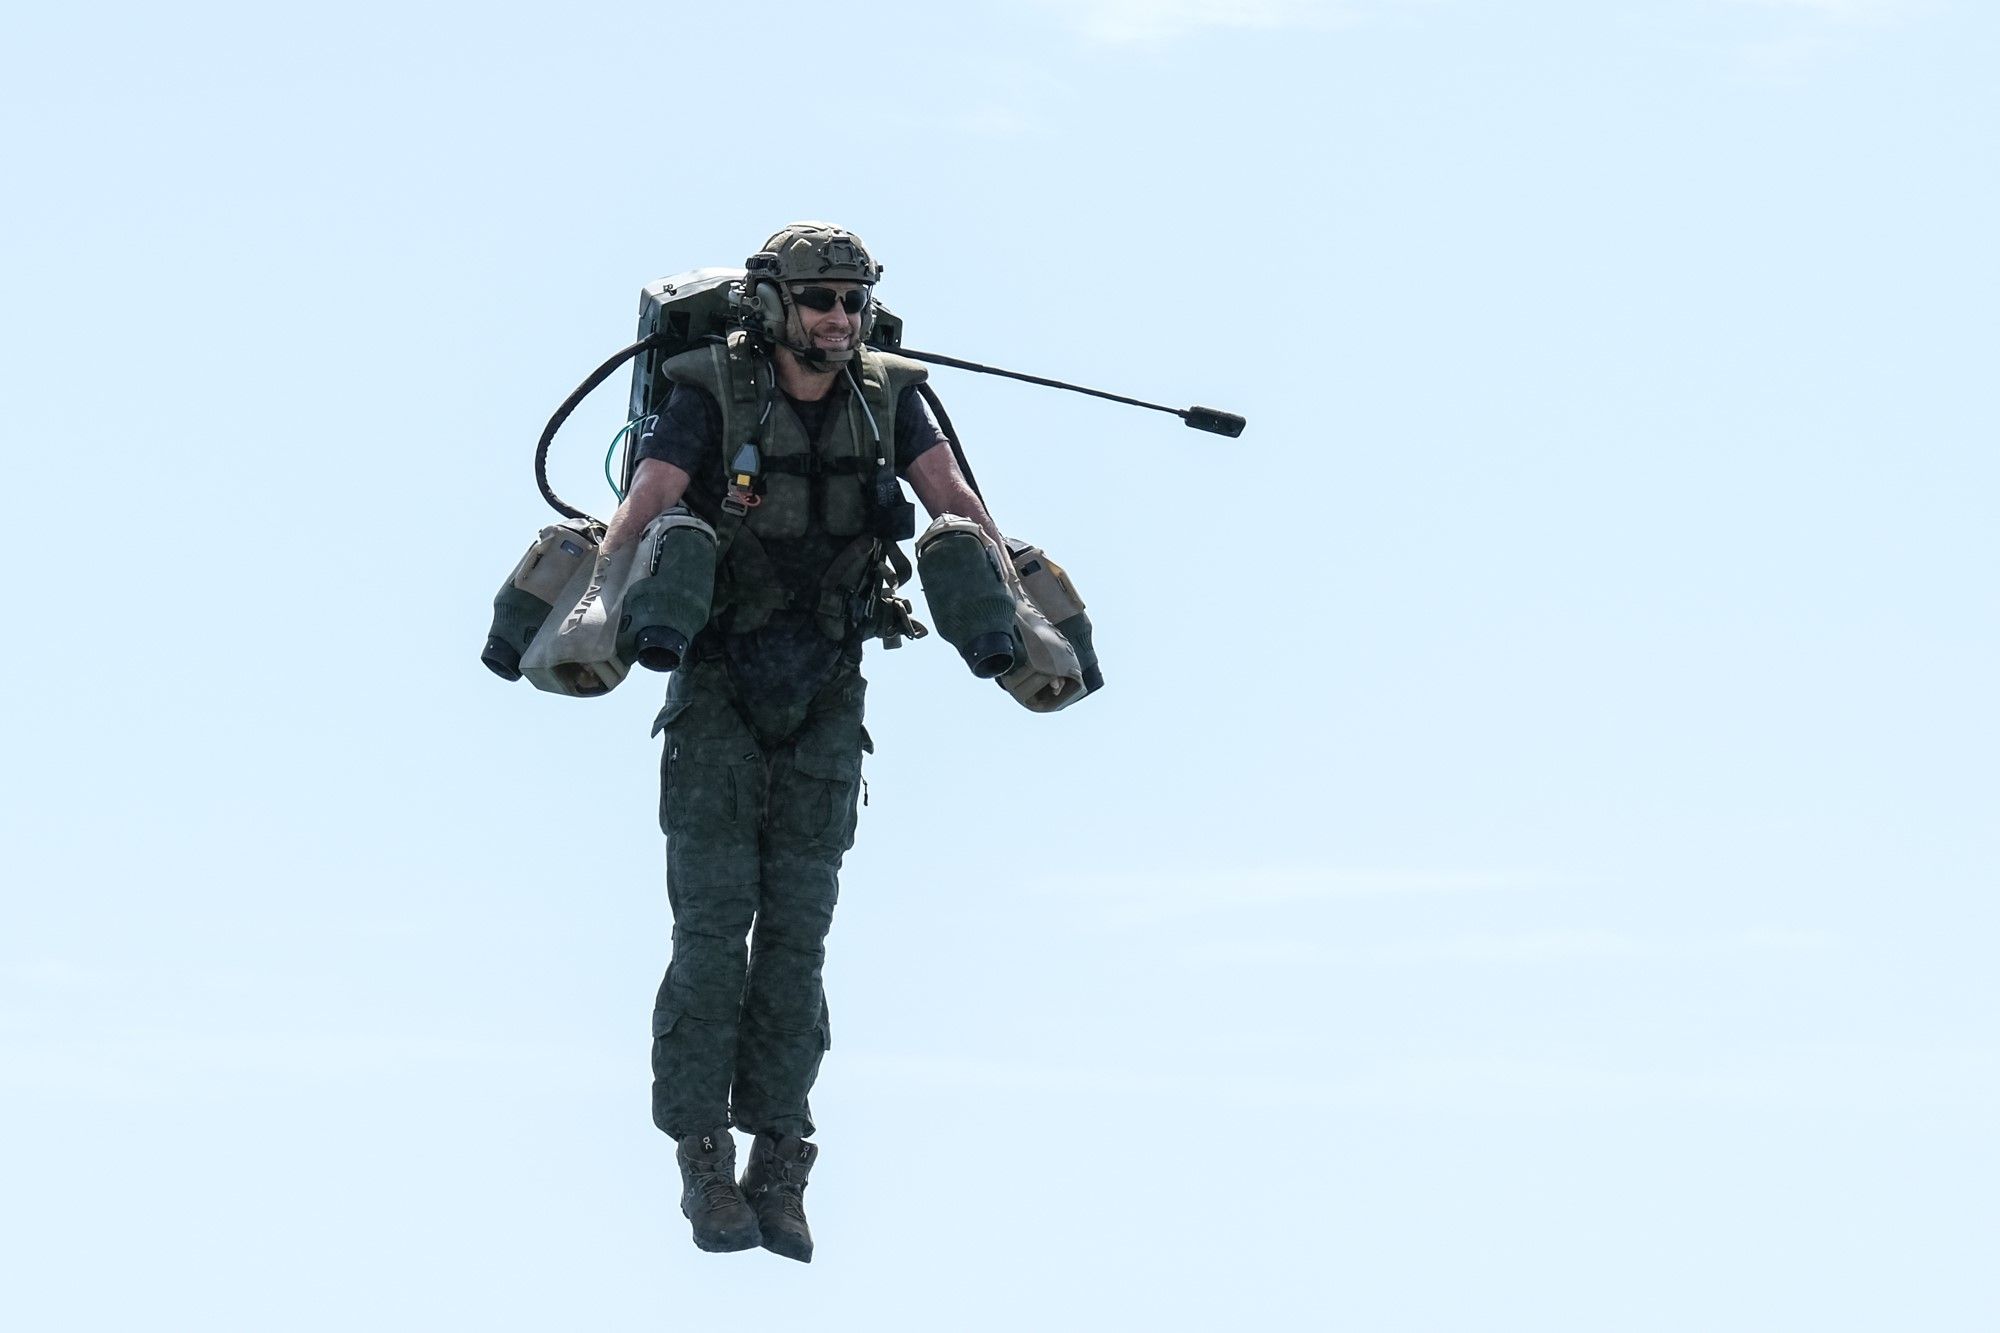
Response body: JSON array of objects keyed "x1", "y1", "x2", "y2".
[{"x1": 660, "y1": 333, "x2": 927, "y2": 648}]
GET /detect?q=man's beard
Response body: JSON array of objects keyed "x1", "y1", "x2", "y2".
[{"x1": 784, "y1": 306, "x2": 856, "y2": 368}]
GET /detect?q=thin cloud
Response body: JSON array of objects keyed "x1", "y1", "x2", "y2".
[
  {"x1": 951, "y1": 104, "x2": 1036, "y2": 139},
  {"x1": 847, "y1": 1051, "x2": 1190, "y2": 1097},
  {"x1": 0, "y1": 1031, "x2": 623, "y2": 1103},
  {"x1": 1380, "y1": 925, "x2": 1838, "y2": 966},
  {"x1": 847, "y1": 1040, "x2": 1996, "y2": 1114},
  {"x1": 1722, "y1": 0, "x2": 1938, "y2": 79},
  {"x1": 1316, "y1": 1042, "x2": 2000, "y2": 1115},
  {"x1": 1384, "y1": 928, "x2": 1644, "y2": 964},
  {"x1": 1185, "y1": 926, "x2": 1838, "y2": 968},
  {"x1": 1030, "y1": 0, "x2": 1365, "y2": 45},
  {"x1": 1029, "y1": 865, "x2": 1546, "y2": 926},
  {"x1": 1725, "y1": 0, "x2": 1925, "y2": 18}
]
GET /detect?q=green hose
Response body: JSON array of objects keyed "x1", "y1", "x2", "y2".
[{"x1": 604, "y1": 417, "x2": 643, "y2": 501}]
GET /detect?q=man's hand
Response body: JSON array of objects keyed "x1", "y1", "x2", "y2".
[{"x1": 603, "y1": 458, "x2": 694, "y2": 553}]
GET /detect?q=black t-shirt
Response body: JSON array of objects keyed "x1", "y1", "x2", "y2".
[
  {"x1": 634, "y1": 376, "x2": 949, "y2": 705},
  {"x1": 634, "y1": 378, "x2": 945, "y2": 483}
]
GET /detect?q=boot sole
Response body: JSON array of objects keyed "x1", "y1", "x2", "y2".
[
  {"x1": 682, "y1": 1201, "x2": 763, "y2": 1253},
  {"x1": 691, "y1": 1224, "x2": 763, "y2": 1253}
]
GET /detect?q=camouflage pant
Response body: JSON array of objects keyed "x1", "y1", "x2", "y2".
[{"x1": 649, "y1": 654, "x2": 869, "y2": 1141}]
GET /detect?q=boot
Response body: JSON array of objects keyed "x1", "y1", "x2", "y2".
[
  {"x1": 676, "y1": 1128, "x2": 762, "y2": 1253},
  {"x1": 739, "y1": 1132, "x2": 819, "y2": 1263}
]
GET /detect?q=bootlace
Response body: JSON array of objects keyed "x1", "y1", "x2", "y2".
[
  {"x1": 685, "y1": 1136, "x2": 742, "y2": 1211},
  {"x1": 694, "y1": 1167, "x2": 741, "y2": 1211},
  {"x1": 750, "y1": 1144, "x2": 812, "y2": 1220}
]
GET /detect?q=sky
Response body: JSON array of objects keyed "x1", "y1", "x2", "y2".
[{"x1": 2, "y1": 0, "x2": 1995, "y2": 1328}]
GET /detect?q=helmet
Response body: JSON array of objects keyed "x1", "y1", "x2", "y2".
[
  {"x1": 742, "y1": 221, "x2": 883, "y2": 364},
  {"x1": 750, "y1": 220, "x2": 883, "y2": 285}
]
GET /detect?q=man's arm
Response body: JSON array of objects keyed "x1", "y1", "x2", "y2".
[
  {"x1": 602, "y1": 458, "x2": 693, "y2": 553},
  {"x1": 904, "y1": 443, "x2": 1003, "y2": 547}
]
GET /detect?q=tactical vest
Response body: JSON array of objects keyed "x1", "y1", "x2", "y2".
[{"x1": 660, "y1": 334, "x2": 929, "y2": 641}]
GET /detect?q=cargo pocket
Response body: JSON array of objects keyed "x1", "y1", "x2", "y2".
[
  {"x1": 664, "y1": 740, "x2": 754, "y2": 834},
  {"x1": 656, "y1": 698, "x2": 692, "y2": 835},
  {"x1": 651, "y1": 695, "x2": 694, "y2": 739},
  {"x1": 659, "y1": 700, "x2": 755, "y2": 840},
  {"x1": 781, "y1": 744, "x2": 863, "y2": 851}
]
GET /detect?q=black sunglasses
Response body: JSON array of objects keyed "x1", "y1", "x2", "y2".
[{"x1": 791, "y1": 286, "x2": 869, "y2": 315}]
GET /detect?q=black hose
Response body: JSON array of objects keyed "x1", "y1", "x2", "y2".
[
  {"x1": 916, "y1": 381, "x2": 983, "y2": 501},
  {"x1": 535, "y1": 335, "x2": 666, "y2": 523}
]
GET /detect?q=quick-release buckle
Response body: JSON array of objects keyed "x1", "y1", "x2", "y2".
[{"x1": 724, "y1": 441, "x2": 763, "y2": 515}]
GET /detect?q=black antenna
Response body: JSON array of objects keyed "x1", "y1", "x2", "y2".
[{"x1": 896, "y1": 347, "x2": 1246, "y2": 438}]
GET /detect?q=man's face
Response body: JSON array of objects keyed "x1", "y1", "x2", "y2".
[{"x1": 788, "y1": 280, "x2": 868, "y2": 355}]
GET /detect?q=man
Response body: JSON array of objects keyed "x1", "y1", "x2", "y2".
[{"x1": 600, "y1": 222, "x2": 1000, "y2": 1261}]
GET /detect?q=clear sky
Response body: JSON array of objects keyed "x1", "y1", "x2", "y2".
[{"x1": 3, "y1": 1, "x2": 1995, "y2": 1328}]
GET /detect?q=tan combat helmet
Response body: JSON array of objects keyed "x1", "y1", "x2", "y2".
[{"x1": 742, "y1": 221, "x2": 883, "y2": 364}]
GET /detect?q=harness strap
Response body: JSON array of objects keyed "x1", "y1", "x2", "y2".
[
  {"x1": 723, "y1": 331, "x2": 762, "y2": 409},
  {"x1": 885, "y1": 541, "x2": 913, "y2": 588},
  {"x1": 713, "y1": 332, "x2": 774, "y2": 565},
  {"x1": 714, "y1": 526, "x2": 790, "y2": 634},
  {"x1": 692, "y1": 342, "x2": 928, "y2": 647},
  {"x1": 814, "y1": 536, "x2": 882, "y2": 642},
  {"x1": 757, "y1": 455, "x2": 872, "y2": 476}
]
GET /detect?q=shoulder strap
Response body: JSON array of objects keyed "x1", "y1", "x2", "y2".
[{"x1": 712, "y1": 331, "x2": 775, "y2": 565}]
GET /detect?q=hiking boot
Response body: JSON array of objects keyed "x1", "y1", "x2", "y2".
[
  {"x1": 739, "y1": 1132, "x2": 819, "y2": 1263},
  {"x1": 676, "y1": 1128, "x2": 762, "y2": 1253}
]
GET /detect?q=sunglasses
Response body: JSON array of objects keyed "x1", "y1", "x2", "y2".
[{"x1": 791, "y1": 286, "x2": 870, "y2": 315}]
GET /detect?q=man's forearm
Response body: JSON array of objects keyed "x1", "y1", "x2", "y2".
[
  {"x1": 603, "y1": 459, "x2": 693, "y2": 553},
  {"x1": 933, "y1": 478, "x2": 1003, "y2": 548},
  {"x1": 905, "y1": 443, "x2": 1004, "y2": 547}
]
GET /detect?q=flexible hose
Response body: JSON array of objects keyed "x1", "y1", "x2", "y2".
[
  {"x1": 539, "y1": 335, "x2": 980, "y2": 524},
  {"x1": 916, "y1": 381, "x2": 983, "y2": 501},
  {"x1": 535, "y1": 335, "x2": 666, "y2": 523},
  {"x1": 604, "y1": 417, "x2": 643, "y2": 501}
]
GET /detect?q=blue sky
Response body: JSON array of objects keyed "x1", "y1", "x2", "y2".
[{"x1": 3, "y1": 1, "x2": 1995, "y2": 1328}]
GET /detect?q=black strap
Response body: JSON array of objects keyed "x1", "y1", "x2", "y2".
[
  {"x1": 757, "y1": 455, "x2": 872, "y2": 476},
  {"x1": 712, "y1": 340, "x2": 774, "y2": 568},
  {"x1": 885, "y1": 541, "x2": 912, "y2": 588}
]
